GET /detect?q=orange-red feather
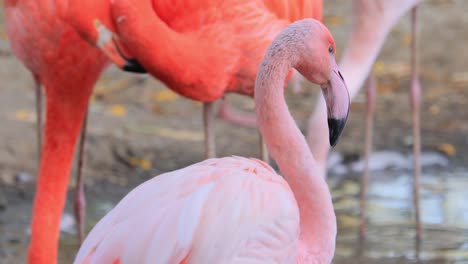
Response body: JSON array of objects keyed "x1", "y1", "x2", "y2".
[{"x1": 112, "y1": 0, "x2": 323, "y2": 102}]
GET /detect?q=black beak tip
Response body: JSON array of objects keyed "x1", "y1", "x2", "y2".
[
  {"x1": 122, "y1": 58, "x2": 147, "y2": 73},
  {"x1": 328, "y1": 118, "x2": 347, "y2": 147}
]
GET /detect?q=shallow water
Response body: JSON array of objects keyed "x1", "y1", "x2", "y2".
[
  {"x1": 70, "y1": 168, "x2": 468, "y2": 263},
  {"x1": 1, "y1": 166, "x2": 467, "y2": 263},
  {"x1": 332, "y1": 168, "x2": 468, "y2": 264}
]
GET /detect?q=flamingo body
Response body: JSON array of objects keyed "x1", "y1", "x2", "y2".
[
  {"x1": 65, "y1": 0, "x2": 323, "y2": 160},
  {"x1": 77, "y1": 0, "x2": 322, "y2": 102},
  {"x1": 92, "y1": 0, "x2": 323, "y2": 158},
  {"x1": 75, "y1": 157, "x2": 301, "y2": 263}
]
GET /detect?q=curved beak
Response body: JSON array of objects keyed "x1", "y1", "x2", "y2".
[
  {"x1": 320, "y1": 56, "x2": 350, "y2": 147},
  {"x1": 94, "y1": 20, "x2": 147, "y2": 73}
]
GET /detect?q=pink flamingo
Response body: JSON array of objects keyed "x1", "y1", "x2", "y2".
[
  {"x1": 306, "y1": 0, "x2": 423, "y2": 238},
  {"x1": 74, "y1": 19, "x2": 350, "y2": 264}
]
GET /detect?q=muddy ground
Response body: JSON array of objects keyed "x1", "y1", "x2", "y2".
[{"x1": 0, "y1": 0, "x2": 467, "y2": 263}]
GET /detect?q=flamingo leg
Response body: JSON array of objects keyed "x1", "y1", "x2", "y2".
[
  {"x1": 360, "y1": 73, "x2": 376, "y2": 238},
  {"x1": 34, "y1": 76, "x2": 43, "y2": 162},
  {"x1": 203, "y1": 102, "x2": 216, "y2": 158},
  {"x1": 259, "y1": 132, "x2": 269, "y2": 163},
  {"x1": 218, "y1": 99, "x2": 270, "y2": 163},
  {"x1": 74, "y1": 109, "x2": 88, "y2": 243},
  {"x1": 217, "y1": 99, "x2": 257, "y2": 128},
  {"x1": 410, "y1": 6, "x2": 422, "y2": 241}
]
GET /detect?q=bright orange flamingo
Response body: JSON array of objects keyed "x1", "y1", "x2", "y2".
[
  {"x1": 69, "y1": 0, "x2": 323, "y2": 160},
  {"x1": 4, "y1": 0, "x2": 146, "y2": 263},
  {"x1": 306, "y1": 0, "x2": 423, "y2": 238},
  {"x1": 74, "y1": 19, "x2": 350, "y2": 264}
]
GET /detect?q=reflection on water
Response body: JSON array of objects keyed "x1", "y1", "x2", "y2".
[{"x1": 332, "y1": 169, "x2": 468, "y2": 264}]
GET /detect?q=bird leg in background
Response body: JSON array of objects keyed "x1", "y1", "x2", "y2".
[
  {"x1": 360, "y1": 73, "x2": 376, "y2": 238},
  {"x1": 259, "y1": 131, "x2": 269, "y2": 164},
  {"x1": 217, "y1": 99, "x2": 257, "y2": 128},
  {"x1": 74, "y1": 109, "x2": 89, "y2": 243},
  {"x1": 217, "y1": 71, "x2": 306, "y2": 126},
  {"x1": 218, "y1": 99, "x2": 270, "y2": 163},
  {"x1": 410, "y1": 6, "x2": 422, "y2": 241},
  {"x1": 34, "y1": 76, "x2": 43, "y2": 163},
  {"x1": 203, "y1": 102, "x2": 216, "y2": 158}
]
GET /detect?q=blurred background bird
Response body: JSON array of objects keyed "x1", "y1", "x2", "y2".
[{"x1": 305, "y1": 0, "x2": 424, "y2": 239}]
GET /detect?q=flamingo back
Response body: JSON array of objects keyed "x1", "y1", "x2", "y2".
[
  {"x1": 113, "y1": 0, "x2": 322, "y2": 100},
  {"x1": 263, "y1": 0, "x2": 322, "y2": 22},
  {"x1": 74, "y1": 157, "x2": 300, "y2": 264}
]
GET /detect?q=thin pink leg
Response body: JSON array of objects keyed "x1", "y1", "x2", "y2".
[
  {"x1": 360, "y1": 73, "x2": 376, "y2": 238},
  {"x1": 218, "y1": 99, "x2": 270, "y2": 163},
  {"x1": 74, "y1": 109, "x2": 88, "y2": 243},
  {"x1": 410, "y1": 6, "x2": 422, "y2": 241},
  {"x1": 217, "y1": 99, "x2": 257, "y2": 128},
  {"x1": 203, "y1": 102, "x2": 216, "y2": 158},
  {"x1": 34, "y1": 76, "x2": 42, "y2": 162}
]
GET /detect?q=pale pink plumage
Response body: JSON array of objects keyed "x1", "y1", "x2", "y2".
[{"x1": 75, "y1": 157, "x2": 300, "y2": 263}]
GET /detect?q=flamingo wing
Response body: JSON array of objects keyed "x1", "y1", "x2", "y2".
[{"x1": 74, "y1": 157, "x2": 300, "y2": 264}]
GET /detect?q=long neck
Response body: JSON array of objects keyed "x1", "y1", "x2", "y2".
[
  {"x1": 339, "y1": 15, "x2": 392, "y2": 99},
  {"x1": 28, "y1": 83, "x2": 91, "y2": 264},
  {"x1": 340, "y1": 0, "x2": 422, "y2": 99},
  {"x1": 27, "y1": 35, "x2": 106, "y2": 264},
  {"x1": 111, "y1": 0, "x2": 237, "y2": 100},
  {"x1": 255, "y1": 48, "x2": 336, "y2": 262}
]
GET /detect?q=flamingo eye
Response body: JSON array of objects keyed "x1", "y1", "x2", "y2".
[{"x1": 328, "y1": 46, "x2": 334, "y2": 54}]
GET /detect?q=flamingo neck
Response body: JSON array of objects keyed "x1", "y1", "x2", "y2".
[
  {"x1": 27, "y1": 80, "x2": 92, "y2": 264},
  {"x1": 340, "y1": 0, "x2": 422, "y2": 99},
  {"x1": 255, "y1": 40, "x2": 336, "y2": 263},
  {"x1": 339, "y1": 17, "x2": 392, "y2": 99},
  {"x1": 26, "y1": 40, "x2": 106, "y2": 261},
  {"x1": 65, "y1": 0, "x2": 113, "y2": 44}
]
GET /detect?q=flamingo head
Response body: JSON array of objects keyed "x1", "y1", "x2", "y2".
[
  {"x1": 93, "y1": 20, "x2": 147, "y2": 73},
  {"x1": 64, "y1": 0, "x2": 146, "y2": 73},
  {"x1": 290, "y1": 19, "x2": 350, "y2": 147}
]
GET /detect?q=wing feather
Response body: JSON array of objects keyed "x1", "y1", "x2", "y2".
[{"x1": 74, "y1": 157, "x2": 299, "y2": 264}]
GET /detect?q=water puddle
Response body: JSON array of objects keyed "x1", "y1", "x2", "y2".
[
  {"x1": 332, "y1": 168, "x2": 468, "y2": 263},
  {"x1": 1, "y1": 164, "x2": 467, "y2": 263}
]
